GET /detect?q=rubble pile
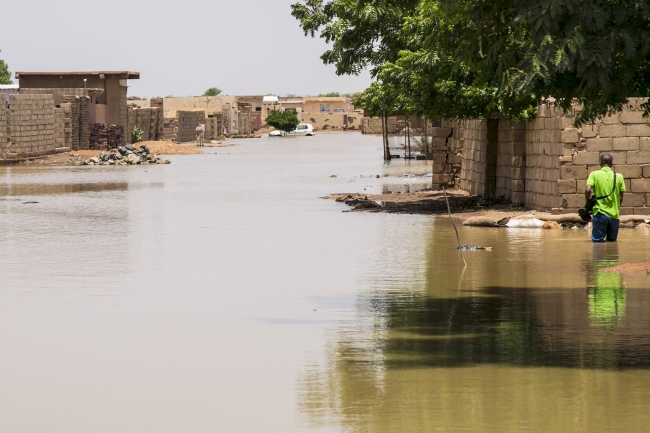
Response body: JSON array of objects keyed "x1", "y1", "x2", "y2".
[
  {"x1": 89, "y1": 123, "x2": 125, "y2": 150},
  {"x1": 82, "y1": 144, "x2": 170, "y2": 166}
]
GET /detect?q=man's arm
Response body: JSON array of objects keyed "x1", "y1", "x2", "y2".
[
  {"x1": 585, "y1": 185, "x2": 593, "y2": 202},
  {"x1": 620, "y1": 192, "x2": 624, "y2": 205}
]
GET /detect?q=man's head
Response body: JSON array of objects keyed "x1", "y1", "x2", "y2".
[{"x1": 600, "y1": 154, "x2": 613, "y2": 167}]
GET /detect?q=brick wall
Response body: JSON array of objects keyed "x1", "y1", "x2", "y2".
[
  {"x1": 429, "y1": 121, "x2": 457, "y2": 189},
  {"x1": 558, "y1": 98, "x2": 650, "y2": 215},
  {"x1": 459, "y1": 119, "x2": 488, "y2": 195},
  {"x1": 62, "y1": 95, "x2": 90, "y2": 150},
  {"x1": 53, "y1": 104, "x2": 73, "y2": 150},
  {"x1": 162, "y1": 118, "x2": 178, "y2": 142},
  {"x1": 177, "y1": 111, "x2": 205, "y2": 143},
  {"x1": 0, "y1": 97, "x2": 7, "y2": 155},
  {"x1": 6, "y1": 94, "x2": 56, "y2": 156},
  {"x1": 496, "y1": 120, "x2": 527, "y2": 204},
  {"x1": 525, "y1": 105, "x2": 562, "y2": 210}
]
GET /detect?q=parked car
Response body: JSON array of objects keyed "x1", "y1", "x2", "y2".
[{"x1": 269, "y1": 124, "x2": 316, "y2": 137}]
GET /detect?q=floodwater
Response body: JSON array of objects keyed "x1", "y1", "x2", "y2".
[{"x1": 1, "y1": 133, "x2": 650, "y2": 432}]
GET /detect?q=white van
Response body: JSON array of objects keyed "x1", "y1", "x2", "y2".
[{"x1": 269, "y1": 124, "x2": 316, "y2": 137}]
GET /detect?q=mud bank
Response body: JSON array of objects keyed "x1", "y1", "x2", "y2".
[
  {"x1": 603, "y1": 262, "x2": 650, "y2": 275},
  {"x1": 327, "y1": 190, "x2": 650, "y2": 228}
]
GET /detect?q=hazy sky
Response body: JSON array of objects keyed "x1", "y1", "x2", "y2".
[{"x1": 0, "y1": 0, "x2": 371, "y2": 98}]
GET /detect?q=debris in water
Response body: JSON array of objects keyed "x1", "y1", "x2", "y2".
[{"x1": 458, "y1": 245, "x2": 492, "y2": 251}]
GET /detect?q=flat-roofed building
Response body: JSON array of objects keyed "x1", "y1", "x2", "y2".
[{"x1": 15, "y1": 71, "x2": 140, "y2": 130}]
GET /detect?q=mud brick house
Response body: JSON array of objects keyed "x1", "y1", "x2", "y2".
[{"x1": 15, "y1": 71, "x2": 140, "y2": 133}]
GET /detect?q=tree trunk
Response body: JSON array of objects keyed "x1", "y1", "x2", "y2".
[
  {"x1": 407, "y1": 118, "x2": 411, "y2": 160},
  {"x1": 382, "y1": 112, "x2": 391, "y2": 161}
]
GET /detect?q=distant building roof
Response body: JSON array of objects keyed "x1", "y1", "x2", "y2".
[
  {"x1": 0, "y1": 84, "x2": 19, "y2": 90},
  {"x1": 263, "y1": 95, "x2": 279, "y2": 103},
  {"x1": 15, "y1": 71, "x2": 140, "y2": 79},
  {"x1": 304, "y1": 97, "x2": 350, "y2": 102}
]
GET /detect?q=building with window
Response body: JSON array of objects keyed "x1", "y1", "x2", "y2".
[{"x1": 303, "y1": 97, "x2": 351, "y2": 114}]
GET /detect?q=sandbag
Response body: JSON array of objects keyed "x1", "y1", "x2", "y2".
[
  {"x1": 463, "y1": 216, "x2": 509, "y2": 227},
  {"x1": 506, "y1": 217, "x2": 545, "y2": 228}
]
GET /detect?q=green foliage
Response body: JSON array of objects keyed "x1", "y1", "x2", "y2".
[
  {"x1": 318, "y1": 92, "x2": 341, "y2": 97},
  {"x1": 293, "y1": 0, "x2": 650, "y2": 124},
  {"x1": 131, "y1": 126, "x2": 143, "y2": 144},
  {"x1": 203, "y1": 87, "x2": 222, "y2": 97},
  {"x1": 0, "y1": 50, "x2": 11, "y2": 85},
  {"x1": 265, "y1": 110, "x2": 301, "y2": 134}
]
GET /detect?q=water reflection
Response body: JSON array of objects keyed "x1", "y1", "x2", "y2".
[
  {"x1": 299, "y1": 220, "x2": 650, "y2": 432},
  {"x1": 588, "y1": 244, "x2": 626, "y2": 325}
]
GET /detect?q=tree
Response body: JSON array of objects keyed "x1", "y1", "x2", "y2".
[
  {"x1": 265, "y1": 110, "x2": 301, "y2": 134},
  {"x1": 293, "y1": 0, "x2": 650, "y2": 124},
  {"x1": 203, "y1": 87, "x2": 222, "y2": 97},
  {"x1": 291, "y1": 0, "x2": 420, "y2": 76},
  {"x1": 318, "y1": 92, "x2": 341, "y2": 97},
  {"x1": 0, "y1": 50, "x2": 11, "y2": 85}
]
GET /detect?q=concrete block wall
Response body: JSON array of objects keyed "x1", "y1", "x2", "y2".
[
  {"x1": 177, "y1": 111, "x2": 205, "y2": 143},
  {"x1": 151, "y1": 98, "x2": 164, "y2": 140},
  {"x1": 118, "y1": 81, "x2": 128, "y2": 133},
  {"x1": 126, "y1": 106, "x2": 163, "y2": 143},
  {"x1": 62, "y1": 95, "x2": 90, "y2": 150},
  {"x1": 162, "y1": 118, "x2": 178, "y2": 142},
  {"x1": 558, "y1": 97, "x2": 650, "y2": 214},
  {"x1": 429, "y1": 121, "x2": 458, "y2": 189},
  {"x1": 0, "y1": 96, "x2": 7, "y2": 154},
  {"x1": 459, "y1": 119, "x2": 488, "y2": 195},
  {"x1": 6, "y1": 94, "x2": 55, "y2": 156},
  {"x1": 53, "y1": 105, "x2": 72, "y2": 150},
  {"x1": 496, "y1": 120, "x2": 527, "y2": 204},
  {"x1": 525, "y1": 105, "x2": 562, "y2": 210}
]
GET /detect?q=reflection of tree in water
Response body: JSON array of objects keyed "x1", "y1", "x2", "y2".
[{"x1": 297, "y1": 224, "x2": 650, "y2": 431}]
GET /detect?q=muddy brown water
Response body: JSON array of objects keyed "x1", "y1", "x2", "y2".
[{"x1": 1, "y1": 133, "x2": 650, "y2": 432}]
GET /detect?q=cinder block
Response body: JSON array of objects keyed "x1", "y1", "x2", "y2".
[
  {"x1": 628, "y1": 124, "x2": 650, "y2": 137},
  {"x1": 631, "y1": 178, "x2": 650, "y2": 192},
  {"x1": 606, "y1": 151, "x2": 627, "y2": 164},
  {"x1": 615, "y1": 164, "x2": 642, "y2": 179},
  {"x1": 430, "y1": 127, "x2": 452, "y2": 138},
  {"x1": 561, "y1": 165, "x2": 588, "y2": 180},
  {"x1": 562, "y1": 194, "x2": 586, "y2": 208},
  {"x1": 600, "y1": 124, "x2": 627, "y2": 137},
  {"x1": 558, "y1": 179, "x2": 577, "y2": 194},
  {"x1": 613, "y1": 136, "x2": 640, "y2": 151},
  {"x1": 581, "y1": 124, "x2": 600, "y2": 138},
  {"x1": 562, "y1": 128, "x2": 579, "y2": 143},
  {"x1": 623, "y1": 193, "x2": 646, "y2": 207},
  {"x1": 620, "y1": 207, "x2": 635, "y2": 215},
  {"x1": 633, "y1": 207, "x2": 650, "y2": 215},
  {"x1": 640, "y1": 137, "x2": 650, "y2": 151},
  {"x1": 620, "y1": 111, "x2": 648, "y2": 124},
  {"x1": 626, "y1": 151, "x2": 650, "y2": 164},
  {"x1": 573, "y1": 152, "x2": 600, "y2": 165},
  {"x1": 585, "y1": 137, "x2": 612, "y2": 151}
]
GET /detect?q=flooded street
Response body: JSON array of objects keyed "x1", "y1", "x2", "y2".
[{"x1": 1, "y1": 133, "x2": 650, "y2": 432}]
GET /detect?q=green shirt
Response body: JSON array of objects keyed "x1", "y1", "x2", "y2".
[{"x1": 586, "y1": 167, "x2": 626, "y2": 219}]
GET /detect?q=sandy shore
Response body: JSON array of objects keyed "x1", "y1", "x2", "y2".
[{"x1": 20, "y1": 141, "x2": 205, "y2": 166}]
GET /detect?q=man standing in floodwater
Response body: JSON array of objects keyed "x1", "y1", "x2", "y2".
[{"x1": 585, "y1": 154, "x2": 626, "y2": 242}]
